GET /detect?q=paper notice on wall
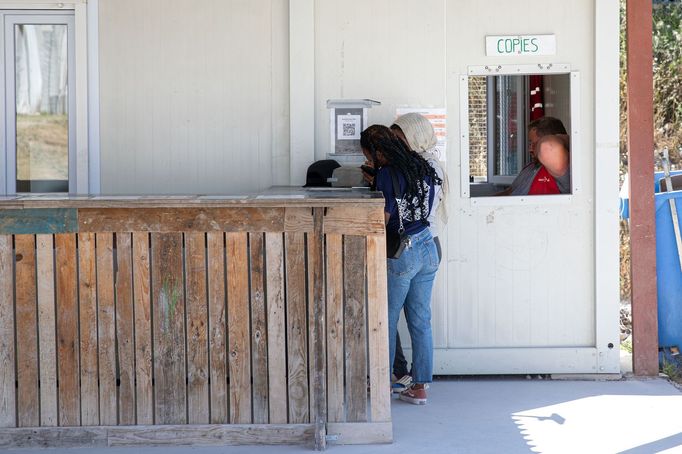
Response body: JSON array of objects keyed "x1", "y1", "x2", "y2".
[
  {"x1": 337, "y1": 115, "x2": 362, "y2": 140},
  {"x1": 395, "y1": 107, "x2": 447, "y2": 161}
]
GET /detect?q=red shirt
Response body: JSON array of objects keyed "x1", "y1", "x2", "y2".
[{"x1": 528, "y1": 166, "x2": 560, "y2": 195}]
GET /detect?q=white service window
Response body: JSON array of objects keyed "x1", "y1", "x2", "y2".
[{"x1": 463, "y1": 67, "x2": 579, "y2": 199}]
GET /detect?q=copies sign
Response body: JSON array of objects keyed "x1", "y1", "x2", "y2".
[{"x1": 485, "y1": 35, "x2": 556, "y2": 56}]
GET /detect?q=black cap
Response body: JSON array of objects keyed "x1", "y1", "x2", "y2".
[{"x1": 303, "y1": 159, "x2": 341, "y2": 187}]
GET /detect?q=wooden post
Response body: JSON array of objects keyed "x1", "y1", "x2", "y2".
[
  {"x1": 626, "y1": 0, "x2": 659, "y2": 376},
  {"x1": 311, "y1": 208, "x2": 327, "y2": 450}
]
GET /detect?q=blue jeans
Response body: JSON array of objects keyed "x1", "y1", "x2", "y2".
[{"x1": 387, "y1": 228, "x2": 439, "y2": 384}]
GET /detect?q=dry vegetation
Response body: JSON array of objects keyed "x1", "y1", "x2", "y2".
[
  {"x1": 16, "y1": 114, "x2": 68, "y2": 181},
  {"x1": 619, "y1": 2, "x2": 682, "y2": 302}
]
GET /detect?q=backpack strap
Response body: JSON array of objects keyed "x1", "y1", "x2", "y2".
[{"x1": 389, "y1": 167, "x2": 405, "y2": 235}]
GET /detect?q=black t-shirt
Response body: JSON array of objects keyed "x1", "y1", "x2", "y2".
[{"x1": 376, "y1": 165, "x2": 434, "y2": 236}]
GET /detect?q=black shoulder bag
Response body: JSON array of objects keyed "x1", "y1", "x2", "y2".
[{"x1": 386, "y1": 168, "x2": 410, "y2": 259}]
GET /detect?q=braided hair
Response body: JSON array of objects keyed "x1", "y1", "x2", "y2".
[{"x1": 360, "y1": 125, "x2": 442, "y2": 223}]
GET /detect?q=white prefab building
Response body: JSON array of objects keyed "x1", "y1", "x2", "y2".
[{"x1": 0, "y1": 0, "x2": 621, "y2": 375}]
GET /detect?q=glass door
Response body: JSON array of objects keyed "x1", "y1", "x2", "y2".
[{"x1": 1, "y1": 12, "x2": 75, "y2": 194}]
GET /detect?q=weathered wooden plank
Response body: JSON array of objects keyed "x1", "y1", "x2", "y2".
[
  {"x1": 226, "y1": 232, "x2": 251, "y2": 424},
  {"x1": 284, "y1": 206, "x2": 387, "y2": 235},
  {"x1": 116, "y1": 233, "x2": 136, "y2": 425},
  {"x1": 367, "y1": 235, "x2": 391, "y2": 423},
  {"x1": 265, "y1": 233, "x2": 287, "y2": 424},
  {"x1": 185, "y1": 232, "x2": 209, "y2": 424},
  {"x1": 249, "y1": 232, "x2": 268, "y2": 424},
  {"x1": 15, "y1": 235, "x2": 39, "y2": 427},
  {"x1": 151, "y1": 232, "x2": 187, "y2": 425},
  {"x1": 0, "y1": 427, "x2": 108, "y2": 449},
  {"x1": 323, "y1": 206, "x2": 385, "y2": 236},
  {"x1": 132, "y1": 233, "x2": 153, "y2": 425},
  {"x1": 55, "y1": 234, "x2": 80, "y2": 426},
  {"x1": 309, "y1": 209, "x2": 327, "y2": 450},
  {"x1": 107, "y1": 424, "x2": 315, "y2": 447},
  {"x1": 96, "y1": 233, "x2": 117, "y2": 425},
  {"x1": 79, "y1": 207, "x2": 284, "y2": 233},
  {"x1": 325, "y1": 234, "x2": 345, "y2": 423},
  {"x1": 0, "y1": 235, "x2": 16, "y2": 428},
  {"x1": 36, "y1": 235, "x2": 57, "y2": 426},
  {"x1": 0, "y1": 208, "x2": 77, "y2": 234},
  {"x1": 284, "y1": 207, "x2": 313, "y2": 232},
  {"x1": 285, "y1": 231, "x2": 309, "y2": 424},
  {"x1": 207, "y1": 232, "x2": 227, "y2": 424},
  {"x1": 326, "y1": 422, "x2": 393, "y2": 445},
  {"x1": 344, "y1": 235, "x2": 368, "y2": 422},
  {"x1": 77, "y1": 233, "x2": 99, "y2": 426},
  {"x1": 0, "y1": 424, "x2": 315, "y2": 449}
]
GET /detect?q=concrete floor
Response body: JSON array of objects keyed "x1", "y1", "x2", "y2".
[{"x1": 11, "y1": 372, "x2": 682, "y2": 454}]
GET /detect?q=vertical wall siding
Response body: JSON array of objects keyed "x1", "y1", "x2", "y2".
[{"x1": 99, "y1": 0, "x2": 289, "y2": 194}]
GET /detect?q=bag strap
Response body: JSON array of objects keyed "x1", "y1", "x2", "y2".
[{"x1": 389, "y1": 167, "x2": 406, "y2": 235}]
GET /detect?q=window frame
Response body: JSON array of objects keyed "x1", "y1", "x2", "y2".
[
  {"x1": 486, "y1": 75, "x2": 528, "y2": 186},
  {"x1": 460, "y1": 64, "x2": 581, "y2": 204}
]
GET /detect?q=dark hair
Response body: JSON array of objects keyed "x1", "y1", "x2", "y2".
[
  {"x1": 528, "y1": 116, "x2": 567, "y2": 137},
  {"x1": 360, "y1": 125, "x2": 441, "y2": 222},
  {"x1": 537, "y1": 133, "x2": 570, "y2": 151}
]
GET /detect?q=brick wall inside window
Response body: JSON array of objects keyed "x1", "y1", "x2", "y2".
[{"x1": 469, "y1": 76, "x2": 488, "y2": 179}]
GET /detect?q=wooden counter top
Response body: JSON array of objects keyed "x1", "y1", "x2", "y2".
[
  {"x1": 0, "y1": 187, "x2": 385, "y2": 209},
  {"x1": 0, "y1": 187, "x2": 386, "y2": 235}
]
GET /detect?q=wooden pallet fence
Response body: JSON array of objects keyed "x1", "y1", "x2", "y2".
[{"x1": 0, "y1": 203, "x2": 391, "y2": 448}]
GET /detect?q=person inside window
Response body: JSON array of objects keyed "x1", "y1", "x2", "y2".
[
  {"x1": 360, "y1": 124, "x2": 441, "y2": 405},
  {"x1": 504, "y1": 116, "x2": 570, "y2": 196}
]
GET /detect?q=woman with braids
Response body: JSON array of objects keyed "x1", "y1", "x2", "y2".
[
  {"x1": 360, "y1": 124, "x2": 442, "y2": 405},
  {"x1": 389, "y1": 113, "x2": 449, "y2": 393}
]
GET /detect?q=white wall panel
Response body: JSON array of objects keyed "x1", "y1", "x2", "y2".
[
  {"x1": 99, "y1": 0, "x2": 289, "y2": 194},
  {"x1": 314, "y1": 0, "x2": 446, "y2": 160}
]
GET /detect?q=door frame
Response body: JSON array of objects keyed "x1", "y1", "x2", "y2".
[
  {"x1": 0, "y1": 0, "x2": 97, "y2": 195},
  {"x1": 2, "y1": 12, "x2": 76, "y2": 194}
]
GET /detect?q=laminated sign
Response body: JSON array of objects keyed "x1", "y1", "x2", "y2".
[{"x1": 338, "y1": 115, "x2": 361, "y2": 140}]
